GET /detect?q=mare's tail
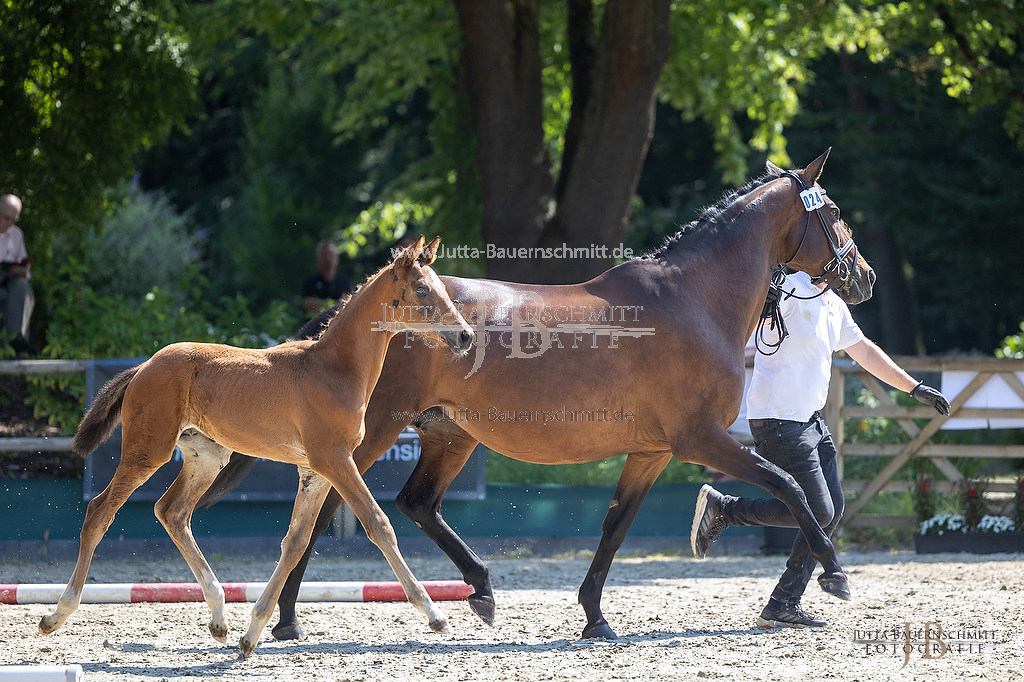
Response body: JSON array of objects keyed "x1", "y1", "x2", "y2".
[{"x1": 72, "y1": 366, "x2": 140, "y2": 456}]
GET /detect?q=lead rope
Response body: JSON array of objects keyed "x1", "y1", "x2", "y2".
[{"x1": 755, "y1": 267, "x2": 791, "y2": 355}]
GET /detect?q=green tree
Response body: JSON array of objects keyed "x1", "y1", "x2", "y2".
[
  {"x1": 0, "y1": 1, "x2": 196, "y2": 241},
  {"x1": 184, "y1": 0, "x2": 1022, "y2": 287}
]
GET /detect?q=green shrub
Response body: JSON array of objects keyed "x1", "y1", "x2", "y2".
[{"x1": 27, "y1": 258, "x2": 302, "y2": 433}]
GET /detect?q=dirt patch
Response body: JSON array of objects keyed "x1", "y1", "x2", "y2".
[{"x1": 1, "y1": 551, "x2": 1021, "y2": 680}]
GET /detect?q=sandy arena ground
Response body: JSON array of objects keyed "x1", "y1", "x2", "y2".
[{"x1": 0, "y1": 550, "x2": 1020, "y2": 681}]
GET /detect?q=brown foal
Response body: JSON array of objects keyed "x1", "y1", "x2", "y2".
[{"x1": 38, "y1": 236, "x2": 473, "y2": 658}]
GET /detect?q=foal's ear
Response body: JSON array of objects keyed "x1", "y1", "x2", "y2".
[
  {"x1": 419, "y1": 236, "x2": 440, "y2": 266},
  {"x1": 802, "y1": 148, "x2": 832, "y2": 184},
  {"x1": 394, "y1": 235, "x2": 425, "y2": 273}
]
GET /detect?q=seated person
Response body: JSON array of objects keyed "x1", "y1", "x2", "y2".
[
  {"x1": 301, "y1": 240, "x2": 353, "y2": 314},
  {"x1": 0, "y1": 194, "x2": 34, "y2": 359}
]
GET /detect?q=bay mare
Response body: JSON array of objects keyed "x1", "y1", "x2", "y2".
[
  {"x1": 209, "y1": 151, "x2": 875, "y2": 641},
  {"x1": 38, "y1": 237, "x2": 474, "y2": 658}
]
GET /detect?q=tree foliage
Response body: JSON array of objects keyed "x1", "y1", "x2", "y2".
[
  {"x1": 177, "y1": 0, "x2": 1023, "y2": 287},
  {"x1": 0, "y1": 1, "x2": 196, "y2": 242}
]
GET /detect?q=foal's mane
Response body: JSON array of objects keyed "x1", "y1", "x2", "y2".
[
  {"x1": 299, "y1": 254, "x2": 412, "y2": 341},
  {"x1": 643, "y1": 168, "x2": 779, "y2": 259}
]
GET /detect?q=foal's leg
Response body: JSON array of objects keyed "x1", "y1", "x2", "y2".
[
  {"x1": 270, "y1": 416, "x2": 412, "y2": 640},
  {"x1": 395, "y1": 421, "x2": 490, "y2": 622},
  {"x1": 271, "y1": 487, "x2": 343, "y2": 641},
  {"x1": 154, "y1": 433, "x2": 233, "y2": 643},
  {"x1": 578, "y1": 452, "x2": 673, "y2": 640},
  {"x1": 676, "y1": 426, "x2": 849, "y2": 600},
  {"x1": 239, "y1": 467, "x2": 332, "y2": 658},
  {"x1": 39, "y1": 443, "x2": 170, "y2": 634},
  {"x1": 314, "y1": 450, "x2": 450, "y2": 635}
]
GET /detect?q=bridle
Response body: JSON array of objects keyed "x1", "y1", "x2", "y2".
[
  {"x1": 779, "y1": 170, "x2": 857, "y2": 292},
  {"x1": 754, "y1": 171, "x2": 860, "y2": 355}
]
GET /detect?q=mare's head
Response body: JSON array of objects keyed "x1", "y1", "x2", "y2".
[
  {"x1": 389, "y1": 236, "x2": 474, "y2": 353},
  {"x1": 768, "y1": 149, "x2": 875, "y2": 304}
]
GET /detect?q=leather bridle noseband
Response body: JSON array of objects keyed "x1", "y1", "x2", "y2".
[{"x1": 754, "y1": 171, "x2": 860, "y2": 355}]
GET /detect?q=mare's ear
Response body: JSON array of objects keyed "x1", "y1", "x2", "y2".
[
  {"x1": 765, "y1": 159, "x2": 784, "y2": 176},
  {"x1": 802, "y1": 148, "x2": 832, "y2": 184},
  {"x1": 394, "y1": 235, "x2": 425, "y2": 274},
  {"x1": 419, "y1": 236, "x2": 440, "y2": 266}
]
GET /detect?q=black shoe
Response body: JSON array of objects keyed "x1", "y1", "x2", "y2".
[
  {"x1": 756, "y1": 600, "x2": 827, "y2": 628},
  {"x1": 690, "y1": 484, "x2": 728, "y2": 559}
]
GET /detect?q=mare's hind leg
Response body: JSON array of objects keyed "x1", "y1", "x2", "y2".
[
  {"x1": 578, "y1": 452, "x2": 673, "y2": 640},
  {"x1": 155, "y1": 431, "x2": 233, "y2": 643},
  {"x1": 675, "y1": 426, "x2": 849, "y2": 600},
  {"x1": 395, "y1": 416, "x2": 491, "y2": 622},
  {"x1": 39, "y1": 440, "x2": 171, "y2": 635},
  {"x1": 239, "y1": 467, "x2": 332, "y2": 658}
]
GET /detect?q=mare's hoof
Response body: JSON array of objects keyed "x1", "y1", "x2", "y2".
[
  {"x1": 429, "y1": 616, "x2": 451, "y2": 634},
  {"x1": 271, "y1": 622, "x2": 307, "y2": 641},
  {"x1": 209, "y1": 622, "x2": 228, "y2": 644},
  {"x1": 468, "y1": 594, "x2": 496, "y2": 626},
  {"x1": 581, "y1": 620, "x2": 619, "y2": 641},
  {"x1": 818, "y1": 572, "x2": 851, "y2": 601}
]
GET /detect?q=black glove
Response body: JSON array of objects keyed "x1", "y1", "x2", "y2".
[{"x1": 911, "y1": 382, "x2": 950, "y2": 416}]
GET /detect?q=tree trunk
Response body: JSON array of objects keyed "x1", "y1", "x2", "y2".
[{"x1": 453, "y1": 0, "x2": 671, "y2": 284}]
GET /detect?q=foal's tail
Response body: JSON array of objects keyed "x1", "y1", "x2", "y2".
[{"x1": 72, "y1": 366, "x2": 141, "y2": 456}]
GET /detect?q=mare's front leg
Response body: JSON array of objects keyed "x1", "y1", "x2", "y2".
[
  {"x1": 578, "y1": 452, "x2": 673, "y2": 640},
  {"x1": 677, "y1": 427, "x2": 849, "y2": 600},
  {"x1": 239, "y1": 467, "x2": 332, "y2": 658},
  {"x1": 395, "y1": 418, "x2": 490, "y2": 623},
  {"x1": 156, "y1": 432, "x2": 234, "y2": 642}
]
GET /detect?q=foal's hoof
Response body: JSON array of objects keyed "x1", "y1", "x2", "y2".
[
  {"x1": 209, "y1": 621, "x2": 228, "y2": 644},
  {"x1": 581, "y1": 619, "x2": 619, "y2": 641},
  {"x1": 468, "y1": 594, "x2": 496, "y2": 626},
  {"x1": 429, "y1": 616, "x2": 451, "y2": 634},
  {"x1": 272, "y1": 622, "x2": 307, "y2": 641},
  {"x1": 818, "y1": 572, "x2": 851, "y2": 601},
  {"x1": 38, "y1": 614, "x2": 60, "y2": 636},
  {"x1": 238, "y1": 636, "x2": 257, "y2": 659}
]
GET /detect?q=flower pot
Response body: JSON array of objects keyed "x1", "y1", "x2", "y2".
[{"x1": 913, "y1": 531, "x2": 1024, "y2": 554}]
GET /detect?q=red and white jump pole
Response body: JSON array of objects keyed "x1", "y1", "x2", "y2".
[{"x1": 0, "y1": 580, "x2": 472, "y2": 605}]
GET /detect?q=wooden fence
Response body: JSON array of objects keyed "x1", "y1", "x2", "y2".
[
  {"x1": 0, "y1": 359, "x2": 82, "y2": 452},
  {"x1": 823, "y1": 356, "x2": 1024, "y2": 528}
]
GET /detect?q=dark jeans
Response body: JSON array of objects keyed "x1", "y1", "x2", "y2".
[{"x1": 721, "y1": 412, "x2": 843, "y2": 605}]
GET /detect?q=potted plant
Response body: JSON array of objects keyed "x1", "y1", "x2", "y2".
[{"x1": 913, "y1": 475, "x2": 1024, "y2": 554}]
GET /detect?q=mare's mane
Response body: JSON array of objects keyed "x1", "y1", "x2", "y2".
[{"x1": 643, "y1": 168, "x2": 779, "y2": 259}]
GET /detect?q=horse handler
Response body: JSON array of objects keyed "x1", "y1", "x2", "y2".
[{"x1": 690, "y1": 269, "x2": 950, "y2": 628}]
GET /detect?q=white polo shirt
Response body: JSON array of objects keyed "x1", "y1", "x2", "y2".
[{"x1": 746, "y1": 271, "x2": 864, "y2": 422}]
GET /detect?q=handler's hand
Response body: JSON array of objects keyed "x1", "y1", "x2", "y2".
[{"x1": 911, "y1": 383, "x2": 950, "y2": 416}]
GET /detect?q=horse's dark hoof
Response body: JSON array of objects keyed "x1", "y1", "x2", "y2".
[
  {"x1": 468, "y1": 594, "x2": 496, "y2": 625},
  {"x1": 818, "y1": 572, "x2": 851, "y2": 601},
  {"x1": 581, "y1": 620, "x2": 619, "y2": 640},
  {"x1": 271, "y1": 622, "x2": 307, "y2": 641}
]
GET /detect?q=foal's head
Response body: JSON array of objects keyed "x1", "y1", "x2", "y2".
[
  {"x1": 388, "y1": 236, "x2": 474, "y2": 353},
  {"x1": 769, "y1": 149, "x2": 875, "y2": 305}
]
